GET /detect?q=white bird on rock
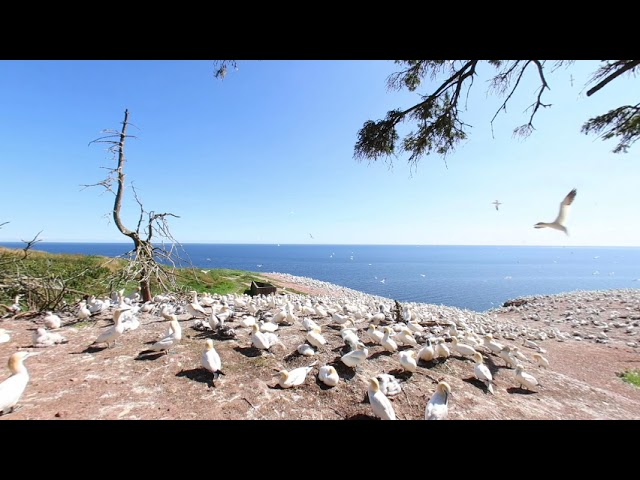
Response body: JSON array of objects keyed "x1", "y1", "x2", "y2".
[
  {"x1": 534, "y1": 188, "x2": 577, "y2": 236},
  {"x1": 32, "y1": 327, "x2": 67, "y2": 347},
  {"x1": 147, "y1": 317, "x2": 182, "y2": 354},
  {"x1": 340, "y1": 342, "x2": 368, "y2": 370},
  {"x1": 43, "y1": 311, "x2": 62, "y2": 329},
  {"x1": 273, "y1": 361, "x2": 318, "y2": 389},
  {"x1": 318, "y1": 365, "x2": 339, "y2": 387},
  {"x1": 515, "y1": 364, "x2": 541, "y2": 392},
  {"x1": 91, "y1": 308, "x2": 127, "y2": 348},
  {"x1": 425, "y1": 381, "x2": 452, "y2": 420},
  {"x1": 0, "y1": 351, "x2": 39, "y2": 415},
  {"x1": 399, "y1": 350, "x2": 418, "y2": 373},
  {"x1": 367, "y1": 376, "x2": 396, "y2": 420},
  {"x1": 473, "y1": 352, "x2": 494, "y2": 394},
  {"x1": 532, "y1": 352, "x2": 550, "y2": 369},
  {"x1": 376, "y1": 373, "x2": 402, "y2": 397},
  {"x1": 202, "y1": 338, "x2": 224, "y2": 380}
]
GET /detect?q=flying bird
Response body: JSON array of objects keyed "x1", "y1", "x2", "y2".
[
  {"x1": 492, "y1": 200, "x2": 502, "y2": 211},
  {"x1": 534, "y1": 188, "x2": 577, "y2": 236},
  {"x1": 309, "y1": 233, "x2": 314, "y2": 239}
]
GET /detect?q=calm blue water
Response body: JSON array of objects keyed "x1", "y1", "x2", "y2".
[{"x1": 3, "y1": 242, "x2": 640, "y2": 312}]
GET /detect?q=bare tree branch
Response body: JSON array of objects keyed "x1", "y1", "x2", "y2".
[{"x1": 586, "y1": 60, "x2": 640, "y2": 97}]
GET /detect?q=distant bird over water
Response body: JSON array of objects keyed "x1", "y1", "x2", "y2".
[
  {"x1": 492, "y1": 200, "x2": 502, "y2": 211},
  {"x1": 534, "y1": 188, "x2": 577, "y2": 236}
]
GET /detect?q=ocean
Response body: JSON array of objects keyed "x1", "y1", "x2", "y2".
[{"x1": 2, "y1": 242, "x2": 640, "y2": 313}]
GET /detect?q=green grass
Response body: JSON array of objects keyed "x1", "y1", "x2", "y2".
[
  {"x1": 619, "y1": 369, "x2": 640, "y2": 387},
  {"x1": 0, "y1": 246, "x2": 285, "y2": 311}
]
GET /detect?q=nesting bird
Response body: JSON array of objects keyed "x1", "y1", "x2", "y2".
[
  {"x1": 318, "y1": 365, "x2": 339, "y2": 387},
  {"x1": 417, "y1": 338, "x2": 436, "y2": 362},
  {"x1": 376, "y1": 373, "x2": 402, "y2": 397},
  {"x1": 273, "y1": 361, "x2": 318, "y2": 389},
  {"x1": 297, "y1": 343, "x2": 316, "y2": 356},
  {"x1": 380, "y1": 326, "x2": 398, "y2": 353},
  {"x1": 0, "y1": 351, "x2": 39, "y2": 415},
  {"x1": 399, "y1": 350, "x2": 418, "y2": 373},
  {"x1": 340, "y1": 342, "x2": 368, "y2": 370},
  {"x1": 32, "y1": 327, "x2": 67, "y2": 347},
  {"x1": 251, "y1": 323, "x2": 284, "y2": 352},
  {"x1": 367, "y1": 377, "x2": 396, "y2": 420},
  {"x1": 306, "y1": 325, "x2": 327, "y2": 349},
  {"x1": 425, "y1": 381, "x2": 452, "y2": 420},
  {"x1": 43, "y1": 311, "x2": 62, "y2": 329}
]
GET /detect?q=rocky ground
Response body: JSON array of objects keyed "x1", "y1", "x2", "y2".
[{"x1": 1, "y1": 274, "x2": 639, "y2": 420}]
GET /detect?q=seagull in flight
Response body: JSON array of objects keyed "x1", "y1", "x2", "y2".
[
  {"x1": 492, "y1": 200, "x2": 502, "y2": 211},
  {"x1": 534, "y1": 188, "x2": 577, "y2": 236},
  {"x1": 309, "y1": 233, "x2": 314, "y2": 239}
]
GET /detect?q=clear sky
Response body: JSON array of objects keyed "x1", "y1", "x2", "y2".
[{"x1": 0, "y1": 60, "x2": 637, "y2": 247}]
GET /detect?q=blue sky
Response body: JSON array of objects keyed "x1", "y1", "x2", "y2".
[{"x1": 0, "y1": 60, "x2": 637, "y2": 247}]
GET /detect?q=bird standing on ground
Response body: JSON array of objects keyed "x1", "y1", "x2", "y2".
[
  {"x1": 340, "y1": 342, "x2": 368, "y2": 370},
  {"x1": 147, "y1": 317, "x2": 182, "y2": 354},
  {"x1": 515, "y1": 364, "x2": 541, "y2": 392},
  {"x1": 91, "y1": 308, "x2": 126, "y2": 348},
  {"x1": 0, "y1": 351, "x2": 39, "y2": 415},
  {"x1": 534, "y1": 188, "x2": 577, "y2": 235},
  {"x1": 473, "y1": 352, "x2": 495, "y2": 394},
  {"x1": 367, "y1": 377, "x2": 396, "y2": 420},
  {"x1": 532, "y1": 352, "x2": 550, "y2": 369},
  {"x1": 425, "y1": 381, "x2": 452, "y2": 420},
  {"x1": 399, "y1": 350, "x2": 418, "y2": 373},
  {"x1": 202, "y1": 338, "x2": 224, "y2": 380}
]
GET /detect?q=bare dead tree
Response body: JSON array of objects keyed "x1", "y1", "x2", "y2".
[{"x1": 83, "y1": 109, "x2": 191, "y2": 302}]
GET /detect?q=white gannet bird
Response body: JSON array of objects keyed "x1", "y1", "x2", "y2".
[
  {"x1": 0, "y1": 351, "x2": 39, "y2": 415},
  {"x1": 534, "y1": 188, "x2": 577, "y2": 236},
  {"x1": 417, "y1": 338, "x2": 436, "y2": 362},
  {"x1": 0, "y1": 329, "x2": 11, "y2": 344},
  {"x1": 451, "y1": 336, "x2": 477, "y2": 359},
  {"x1": 77, "y1": 300, "x2": 92, "y2": 321},
  {"x1": 483, "y1": 333, "x2": 504, "y2": 355},
  {"x1": 498, "y1": 346, "x2": 518, "y2": 369},
  {"x1": 273, "y1": 361, "x2": 318, "y2": 389},
  {"x1": 380, "y1": 326, "x2": 398, "y2": 353},
  {"x1": 399, "y1": 350, "x2": 418, "y2": 373},
  {"x1": 340, "y1": 342, "x2": 368, "y2": 370},
  {"x1": 306, "y1": 325, "x2": 327, "y2": 349},
  {"x1": 258, "y1": 320, "x2": 278, "y2": 333},
  {"x1": 473, "y1": 352, "x2": 495, "y2": 394},
  {"x1": 396, "y1": 327, "x2": 419, "y2": 347},
  {"x1": 532, "y1": 352, "x2": 550, "y2": 369},
  {"x1": 511, "y1": 346, "x2": 529, "y2": 364},
  {"x1": 367, "y1": 377, "x2": 396, "y2": 420},
  {"x1": 251, "y1": 324, "x2": 284, "y2": 352},
  {"x1": 377, "y1": 373, "x2": 402, "y2": 397},
  {"x1": 43, "y1": 311, "x2": 62, "y2": 329},
  {"x1": 146, "y1": 317, "x2": 182, "y2": 355},
  {"x1": 202, "y1": 339, "x2": 224, "y2": 380},
  {"x1": 297, "y1": 343, "x2": 316, "y2": 356},
  {"x1": 365, "y1": 324, "x2": 384, "y2": 345},
  {"x1": 515, "y1": 363, "x2": 541, "y2": 392},
  {"x1": 318, "y1": 365, "x2": 339, "y2": 387},
  {"x1": 340, "y1": 326, "x2": 360, "y2": 351},
  {"x1": 434, "y1": 339, "x2": 451, "y2": 359},
  {"x1": 425, "y1": 381, "x2": 452, "y2": 420},
  {"x1": 32, "y1": 327, "x2": 67, "y2": 347},
  {"x1": 186, "y1": 290, "x2": 208, "y2": 318},
  {"x1": 300, "y1": 316, "x2": 321, "y2": 332},
  {"x1": 91, "y1": 308, "x2": 127, "y2": 348}
]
